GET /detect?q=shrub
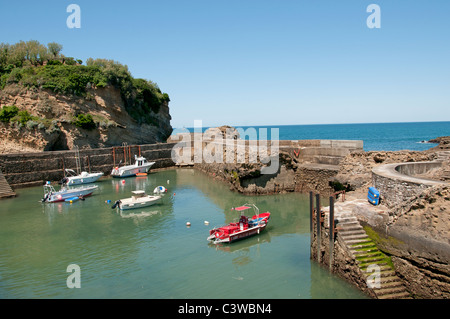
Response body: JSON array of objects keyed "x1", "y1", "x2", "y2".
[
  {"x1": 0, "y1": 105, "x2": 19, "y2": 122},
  {"x1": 46, "y1": 59, "x2": 62, "y2": 66},
  {"x1": 73, "y1": 113, "x2": 96, "y2": 130},
  {"x1": 26, "y1": 120, "x2": 39, "y2": 129},
  {"x1": 17, "y1": 110, "x2": 33, "y2": 125}
]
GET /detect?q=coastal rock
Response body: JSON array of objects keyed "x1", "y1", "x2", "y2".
[{"x1": 428, "y1": 136, "x2": 450, "y2": 150}]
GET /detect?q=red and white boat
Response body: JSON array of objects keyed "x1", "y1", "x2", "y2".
[{"x1": 207, "y1": 204, "x2": 271, "y2": 244}]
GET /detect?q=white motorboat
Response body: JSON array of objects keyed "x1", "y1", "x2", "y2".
[
  {"x1": 111, "y1": 190, "x2": 162, "y2": 210},
  {"x1": 62, "y1": 169, "x2": 103, "y2": 186},
  {"x1": 111, "y1": 155, "x2": 155, "y2": 178},
  {"x1": 42, "y1": 182, "x2": 98, "y2": 203}
]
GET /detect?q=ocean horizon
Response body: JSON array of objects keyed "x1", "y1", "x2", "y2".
[{"x1": 178, "y1": 121, "x2": 450, "y2": 152}]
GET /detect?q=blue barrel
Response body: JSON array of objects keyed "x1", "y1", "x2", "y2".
[{"x1": 368, "y1": 187, "x2": 380, "y2": 205}]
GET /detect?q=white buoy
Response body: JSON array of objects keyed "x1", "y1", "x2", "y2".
[
  {"x1": 186, "y1": 222, "x2": 191, "y2": 227},
  {"x1": 204, "y1": 221, "x2": 209, "y2": 225},
  {"x1": 167, "y1": 180, "x2": 170, "y2": 184}
]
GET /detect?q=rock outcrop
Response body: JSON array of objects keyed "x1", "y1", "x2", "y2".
[
  {"x1": 428, "y1": 136, "x2": 450, "y2": 150},
  {"x1": 0, "y1": 84, "x2": 172, "y2": 153}
]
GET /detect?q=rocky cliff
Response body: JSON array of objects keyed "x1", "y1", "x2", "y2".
[{"x1": 0, "y1": 83, "x2": 172, "y2": 153}]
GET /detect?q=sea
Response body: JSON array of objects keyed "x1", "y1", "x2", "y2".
[{"x1": 183, "y1": 121, "x2": 450, "y2": 152}]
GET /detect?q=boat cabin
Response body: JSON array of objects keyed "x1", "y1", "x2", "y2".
[
  {"x1": 135, "y1": 156, "x2": 148, "y2": 167},
  {"x1": 131, "y1": 190, "x2": 146, "y2": 200}
]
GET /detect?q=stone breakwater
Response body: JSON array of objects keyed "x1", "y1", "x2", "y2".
[{"x1": 169, "y1": 129, "x2": 364, "y2": 196}]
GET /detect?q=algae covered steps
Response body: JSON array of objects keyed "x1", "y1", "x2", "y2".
[
  {"x1": 336, "y1": 215, "x2": 411, "y2": 299},
  {"x1": 0, "y1": 168, "x2": 16, "y2": 199}
]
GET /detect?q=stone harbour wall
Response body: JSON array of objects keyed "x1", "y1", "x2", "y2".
[{"x1": 0, "y1": 143, "x2": 177, "y2": 188}]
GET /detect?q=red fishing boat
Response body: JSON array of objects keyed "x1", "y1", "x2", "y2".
[{"x1": 207, "y1": 204, "x2": 271, "y2": 244}]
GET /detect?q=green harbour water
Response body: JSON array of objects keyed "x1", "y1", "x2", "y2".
[{"x1": 0, "y1": 169, "x2": 366, "y2": 299}]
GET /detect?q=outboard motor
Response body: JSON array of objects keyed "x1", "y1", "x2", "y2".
[
  {"x1": 153, "y1": 186, "x2": 167, "y2": 194},
  {"x1": 111, "y1": 200, "x2": 121, "y2": 209},
  {"x1": 42, "y1": 193, "x2": 49, "y2": 202}
]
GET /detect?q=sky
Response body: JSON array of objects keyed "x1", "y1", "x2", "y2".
[{"x1": 1, "y1": 0, "x2": 449, "y2": 128}]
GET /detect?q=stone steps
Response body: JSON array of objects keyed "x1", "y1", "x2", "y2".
[
  {"x1": 334, "y1": 212, "x2": 411, "y2": 299},
  {"x1": 0, "y1": 169, "x2": 16, "y2": 199},
  {"x1": 435, "y1": 151, "x2": 450, "y2": 162}
]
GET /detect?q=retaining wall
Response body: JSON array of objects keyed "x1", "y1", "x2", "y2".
[
  {"x1": 372, "y1": 161, "x2": 447, "y2": 209},
  {"x1": 0, "y1": 143, "x2": 177, "y2": 188}
]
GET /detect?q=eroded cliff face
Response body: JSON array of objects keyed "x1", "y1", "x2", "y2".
[{"x1": 0, "y1": 84, "x2": 172, "y2": 153}]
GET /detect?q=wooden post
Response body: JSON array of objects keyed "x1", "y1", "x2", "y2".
[
  {"x1": 315, "y1": 193, "x2": 321, "y2": 263},
  {"x1": 310, "y1": 191, "x2": 314, "y2": 259},
  {"x1": 309, "y1": 191, "x2": 313, "y2": 233},
  {"x1": 329, "y1": 196, "x2": 335, "y2": 271},
  {"x1": 87, "y1": 156, "x2": 91, "y2": 173}
]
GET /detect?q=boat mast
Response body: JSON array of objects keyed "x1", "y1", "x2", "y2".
[
  {"x1": 243, "y1": 203, "x2": 259, "y2": 217},
  {"x1": 74, "y1": 146, "x2": 81, "y2": 174}
]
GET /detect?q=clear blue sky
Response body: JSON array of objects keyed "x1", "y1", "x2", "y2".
[{"x1": 1, "y1": 0, "x2": 449, "y2": 128}]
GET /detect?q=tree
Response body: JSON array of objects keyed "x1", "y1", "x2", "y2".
[
  {"x1": 48, "y1": 42, "x2": 63, "y2": 59},
  {"x1": 24, "y1": 40, "x2": 49, "y2": 66},
  {"x1": 7, "y1": 41, "x2": 27, "y2": 67}
]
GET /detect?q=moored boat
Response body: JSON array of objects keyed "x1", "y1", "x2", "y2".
[
  {"x1": 111, "y1": 155, "x2": 155, "y2": 178},
  {"x1": 207, "y1": 204, "x2": 271, "y2": 244},
  {"x1": 42, "y1": 182, "x2": 98, "y2": 203},
  {"x1": 111, "y1": 189, "x2": 163, "y2": 210},
  {"x1": 61, "y1": 169, "x2": 103, "y2": 186}
]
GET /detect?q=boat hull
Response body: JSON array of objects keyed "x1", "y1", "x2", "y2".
[
  {"x1": 117, "y1": 196, "x2": 162, "y2": 210},
  {"x1": 67, "y1": 173, "x2": 103, "y2": 185},
  {"x1": 208, "y1": 225, "x2": 267, "y2": 244},
  {"x1": 111, "y1": 163, "x2": 154, "y2": 178},
  {"x1": 207, "y1": 212, "x2": 271, "y2": 244},
  {"x1": 43, "y1": 186, "x2": 98, "y2": 203},
  {"x1": 119, "y1": 200, "x2": 159, "y2": 210}
]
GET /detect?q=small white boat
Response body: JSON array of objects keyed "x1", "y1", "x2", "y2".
[
  {"x1": 111, "y1": 155, "x2": 155, "y2": 178},
  {"x1": 42, "y1": 182, "x2": 98, "y2": 203},
  {"x1": 62, "y1": 169, "x2": 103, "y2": 186},
  {"x1": 111, "y1": 190, "x2": 162, "y2": 210}
]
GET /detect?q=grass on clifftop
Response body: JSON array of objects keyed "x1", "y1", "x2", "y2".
[{"x1": 0, "y1": 40, "x2": 170, "y2": 126}]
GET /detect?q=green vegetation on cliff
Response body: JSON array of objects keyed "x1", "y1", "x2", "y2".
[{"x1": 0, "y1": 40, "x2": 170, "y2": 126}]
